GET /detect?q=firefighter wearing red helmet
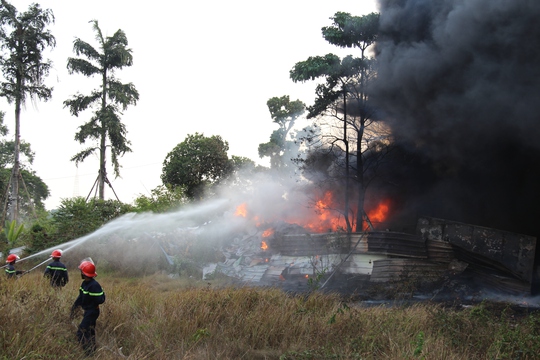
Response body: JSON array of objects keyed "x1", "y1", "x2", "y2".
[
  {"x1": 70, "y1": 259, "x2": 106, "y2": 356},
  {"x1": 5, "y1": 254, "x2": 23, "y2": 278},
  {"x1": 44, "y1": 249, "x2": 69, "y2": 287}
]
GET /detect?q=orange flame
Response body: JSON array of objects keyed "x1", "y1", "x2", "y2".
[
  {"x1": 364, "y1": 199, "x2": 391, "y2": 230},
  {"x1": 233, "y1": 192, "x2": 391, "y2": 234},
  {"x1": 261, "y1": 241, "x2": 268, "y2": 250},
  {"x1": 235, "y1": 203, "x2": 247, "y2": 217},
  {"x1": 262, "y1": 228, "x2": 274, "y2": 237},
  {"x1": 303, "y1": 191, "x2": 349, "y2": 232}
]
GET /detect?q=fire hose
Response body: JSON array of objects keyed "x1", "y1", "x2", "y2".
[
  {"x1": 1, "y1": 238, "x2": 83, "y2": 273},
  {"x1": 19, "y1": 257, "x2": 52, "y2": 276},
  {"x1": 0, "y1": 257, "x2": 50, "y2": 277}
]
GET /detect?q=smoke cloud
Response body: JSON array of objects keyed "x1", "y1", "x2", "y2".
[{"x1": 369, "y1": 0, "x2": 540, "y2": 237}]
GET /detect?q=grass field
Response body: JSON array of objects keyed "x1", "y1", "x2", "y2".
[{"x1": 1, "y1": 271, "x2": 539, "y2": 359}]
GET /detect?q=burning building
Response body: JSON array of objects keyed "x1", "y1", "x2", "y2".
[{"x1": 201, "y1": 196, "x2": 537, "y2": 299}]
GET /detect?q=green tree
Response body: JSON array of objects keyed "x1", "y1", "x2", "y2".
[
  {"x1": 0, "y1": 0, "x2": 55, "y2": 221},
  {"x1": 0, "y1": 168, "x2": 49, "y2": 215},
  {"x1": 258, "y1": 95, "x2": 305, "y2": 171},
  {"x1": 0, "y1": 111, "x2": 49, "y2": 221},
  {"x1": 133, "y1": 184, "x2": 189, "y2": 213},
  {"x1": 64, "y1": 20, "x2": 139, "y2": 201},
  {"x1": 161, "y1": 133, "x2": 231, "y2": 200},
  {"x1": 322, "y1": 12, "x2": 381, "y2": 231},
  {"x1": 290, "y1": 12, "x2": 379, "y2": 232}
]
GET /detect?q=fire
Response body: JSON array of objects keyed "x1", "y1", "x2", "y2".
[
  {"x1": 261, "y1": 241, "x2": 268, "y2": 250},
  {"x1": 235, "y1": 203, "x2": 247, "y2": 217},
  {"x1": 303, "y1": 191, "x2": 349, "y2": 232},
  {"x1": 232, "y1": 193, "x2": 391, "y2": 234},
  {"x1": 262, "y1": 228, "x2": 274, "y2": 237},
  {"x1": 364, "y1": 199, "x2": 391, "y2": 230}
]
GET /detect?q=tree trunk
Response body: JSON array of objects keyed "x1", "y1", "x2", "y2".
[
  {"x1": 355, "y1": 53, "x2": 368, "y2": 231},
  {"x1": 10, "y1": 77, "x2": 22, "y2": 221},
  {"x1": 342, "y1": 90, "x2": 352, "y2": 233},
  {"x1": 10, "y1": 97, "x2": 21, "y2": 222},
  {"x1": 355, "y1": 123, "x2": 365, "y2": 231},
  {"x1": 98, "y1": 71, "x2": 108, "y2": 200}
]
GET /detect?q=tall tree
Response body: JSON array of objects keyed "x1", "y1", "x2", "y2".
[
  {"x1": 290, "y1": 12, "x2": 379, "y2": 232},
  {"x1": 0, "y1": 0, "x2": 55, "y2": 221},
  {"x1": 258, "y1": 95, "x2": 305, "y2": 172},
  {"x1": 161, "y1": 133, "x2": 231, "y2": 200},
  {"x1": 64, "y1": 20, "x2": 139, "y2": 200},
  {"x1": 290, "y1": 53, "x2": 365, "y2": 232},
  {"x1": 323, "y1": 12, "x2": 380, "y2": 231}
]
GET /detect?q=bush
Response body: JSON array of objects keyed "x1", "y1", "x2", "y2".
[{"x1": 50, "y1": 197, "x2": 133, "y2": 244}]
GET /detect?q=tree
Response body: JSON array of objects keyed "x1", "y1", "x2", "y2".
[
  {"x1": 322, "y1": 12, "x2": 380, "y2": 231},
  {"x1": 133, "y1": 184, "x2": 189, "y2": 213},
  {"x1": 0, "y1": 0, "x2": 55, "y2": 221},
  {"x1": 161, "y1": 133, "x2": 231, "y2": 200},
  {"x1": 64, "y1": 20, "x2": 139, "y2": 201},
  {"x1": 290, "y1": 53, "x2": 365, "y2": 232},
  {"x1": 51, "y1": 197, "x2": 132, "y2": 244},
  {"x1": 0, "y1": 109, "x2": 49, "y2": 222},
  {"x1": 290, "y1": 12, "x2": 380, "y2": 232},
  {"x1": 258, "y1": 95, "x2": 305, "y2": 172}
]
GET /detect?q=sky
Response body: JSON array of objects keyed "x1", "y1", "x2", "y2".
[{"x1": 3, "y1": 0, "x2": 379, "y2": 210}]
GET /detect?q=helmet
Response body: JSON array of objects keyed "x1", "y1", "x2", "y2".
[
  {"x1": 51, "y1": 249, "x2": 63, "y2": 258},
  {"x1": 6, "y1": 254, "x2": 19, "y2": 263},
  {"x1": 78, "y1": 261, "x2": 97, "y2": 277}
]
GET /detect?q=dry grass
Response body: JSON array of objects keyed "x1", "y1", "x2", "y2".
[{"x1": 0, "y1": 271, "x2": 539, "y2": 359}]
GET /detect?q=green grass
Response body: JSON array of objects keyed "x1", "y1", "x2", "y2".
[{"x1": 0, "y1": 272, "x2": 539, "y2": 359}]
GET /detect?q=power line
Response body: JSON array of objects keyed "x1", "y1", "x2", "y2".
[{"x1": 42, "y1": 162, "x2": 162, "y2": 181}]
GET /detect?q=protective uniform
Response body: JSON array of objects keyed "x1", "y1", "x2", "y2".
[
  {"x1": 71, "y1": 261, "x2": 105, "y2": 355},
  {"x1": 44, "y1": 250, "x2": 69, "y2": 287},
  {"x1": 5, "y1": 254, "x2": 22, "y2": 278}
]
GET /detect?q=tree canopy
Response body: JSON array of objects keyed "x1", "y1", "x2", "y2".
[
  {"x1": 161, "y1": 133, "x2": 231, "y2": 200},
  {"x1": 258, "y1": 95, "x2": 305, "y2": 171},
  {"x1": 322, "y1": 12, "x2": 379, "y2": 56}
]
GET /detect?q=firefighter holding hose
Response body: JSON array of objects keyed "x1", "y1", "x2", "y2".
[
  {"x1": 70, "y1": 259, "x2": 106, "y2": 356},
  {"x1": 44, "y1": 249, "x2": 69, "y2": 287},
  {"x1": 5, "y1": 254, "x2": 24, "y2": 278}
]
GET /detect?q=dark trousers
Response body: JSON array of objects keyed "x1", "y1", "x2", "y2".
[{"x1": 77, "y1": 308, "x2": 100, "y2": 355}]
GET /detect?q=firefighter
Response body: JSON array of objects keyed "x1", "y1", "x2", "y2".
[
  {"x1": 70, "y1": 259, "x2": 106, "y2": 356},
  {"x1": 5, "y1": 254, "x2": 23, "y2": 278},
  {"x1": 44, "y1": 249, "x2": 69, "y2": 287}
]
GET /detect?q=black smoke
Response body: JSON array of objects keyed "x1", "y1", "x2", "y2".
[{"x1": 369, "y1": 0, "x2": 540, "y2": 238}]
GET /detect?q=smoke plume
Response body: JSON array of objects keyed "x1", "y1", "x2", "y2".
[{"x1": 370, "y1": 0, "x2": 540, "y2": 237}]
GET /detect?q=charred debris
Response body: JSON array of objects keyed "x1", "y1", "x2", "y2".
[{"x1": 189, "y1": 216, "x2": 538, "y2": 304}]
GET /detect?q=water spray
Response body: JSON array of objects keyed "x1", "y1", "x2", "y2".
[{"x1": 0, "y1": 231, "x2": 93, "y2": 273}]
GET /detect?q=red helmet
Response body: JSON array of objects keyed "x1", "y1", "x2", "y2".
[
  {"x1": 51, "y1": 249, "x2": 63, "y2": 258},
  {"x1": 6, "y1": 254, "x2": 19, "y2": 263},
  {"x1": 78, "y1": 261, "x2": 97, "y2": 277}
]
